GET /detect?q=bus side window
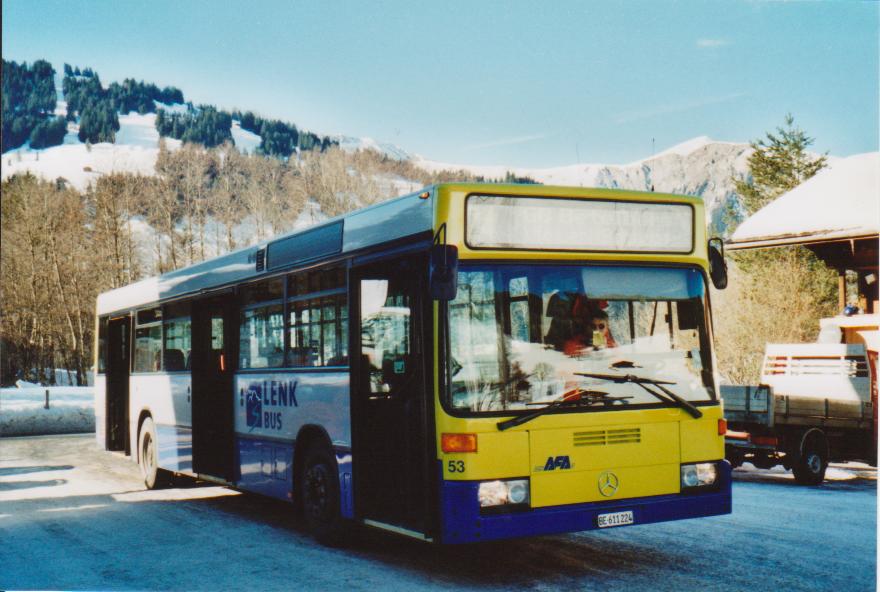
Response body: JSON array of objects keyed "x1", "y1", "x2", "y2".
[
  {"x1": 287, "y1": 267, "x2": 348, "y2": 368},
  {"x1": 239, "y1": 279, "x2": 284, "y2": 369},
  {"x1": 97, "y1": 316, "x2": 109, "y2": 374},
  {"x1": 211, "y1": 316, "x2": 224, "y2": 370},
  {"x1": 134, "y1": 308, "x2": 162, "y2": 373},
  {"x1": 163, "y1": 317, "x2": 192, "y2": 372}
]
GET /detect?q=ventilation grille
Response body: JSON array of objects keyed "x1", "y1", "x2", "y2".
[
  {"x1": 255, "y1": 248, "x2": 266, "y2": 272},
  {"x1": 573, "y1": 428, "x2": 641, "y2": 447}
]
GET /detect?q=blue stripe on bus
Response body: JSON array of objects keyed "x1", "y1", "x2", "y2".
[
  {"x1": 439, "y1": 462, "x2": 732, "y2": 544},
  {"x1": 156, "y1": 424, "x2": 192, "y2": 474},
  {"x1": 235, "y1": 436, "x2": 354, "y2": 518},
  {"x1": 237, "y1": 437, "x2": 295, "y2": 500},
  {"x1": 336, "y1": 448, "x2": 354, "y2": 519}
]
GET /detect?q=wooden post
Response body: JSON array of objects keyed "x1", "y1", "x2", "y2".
[
  {"x1": 44, "y1": 389, "x2": 49, "y2": 409},
  {"x1": 838, "y1": 270, "x2": 846, "y2": 313}
]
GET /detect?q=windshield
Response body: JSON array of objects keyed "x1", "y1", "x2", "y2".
[{"x1": 446, "y1": 264, "x2": 715, "y2": 414}]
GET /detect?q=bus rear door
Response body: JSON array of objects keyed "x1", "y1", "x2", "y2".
[
  {"x1": 106, "y1": 315, "x2": 130, "y2": 453},
  {"x1": 191, "y1": 295, "x2": 236, "y2": 480}
]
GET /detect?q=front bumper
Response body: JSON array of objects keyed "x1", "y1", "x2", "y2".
[{"x1": 439, "y1": 461, "x2": 732, "y2": 544}]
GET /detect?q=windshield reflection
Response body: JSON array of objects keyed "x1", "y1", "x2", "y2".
[{"x1": 447, "y1": 264, "x2": 714, "y2": 413}]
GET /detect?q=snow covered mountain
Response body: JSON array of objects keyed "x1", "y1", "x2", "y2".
[{"x1": 1, "y1": 71, "x2": 754, "y2": 230}]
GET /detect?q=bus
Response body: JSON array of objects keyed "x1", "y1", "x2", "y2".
[{"x1": 94, "y1": 183, "x2": 732, "y2": 544}]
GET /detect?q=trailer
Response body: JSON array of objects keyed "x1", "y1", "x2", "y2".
[{"x1": 722, "y1": 315, "x2": 878, "y2": 484}]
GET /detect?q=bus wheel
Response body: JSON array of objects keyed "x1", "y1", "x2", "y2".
[
  {"x1": 138, "y1": 417, "x2": 170, "y2": 490},
  {"x1": 792, "y1": 430, "x2": 828, "y2": 485},
  {"x1": 301, "y1": 444, "x2": 346, "y2": 545}
]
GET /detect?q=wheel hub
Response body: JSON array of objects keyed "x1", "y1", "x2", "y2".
[
  {"x1": 806, "y1": 453, "x2": 822, "y2": 474},
  {"x1": 305, "y1": 465, "x2": 328, "y2": 519},
  {"x1": 143, "y1": 434, "x2": 154, "y2": 473}
]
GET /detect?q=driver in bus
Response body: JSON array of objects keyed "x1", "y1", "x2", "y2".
[{"x1": 563, "y1": 305, "x2": 617, "y2": 356}]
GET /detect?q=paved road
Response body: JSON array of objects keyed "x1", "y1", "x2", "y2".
[{"x1": 0, "y1": 434, "x2": 875, "y2": 591}]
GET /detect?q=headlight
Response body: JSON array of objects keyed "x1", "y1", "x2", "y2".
[
  {"x1": 478, "y1": 479, "x2": 530, "y2": 507},
  {"x1": 680, "y1": 462, "x2": 718, "y2": 489}
]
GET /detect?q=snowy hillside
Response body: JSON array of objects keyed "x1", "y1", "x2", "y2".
[
  {"x1": 3, "y1": 111, "x2": 182, "y2": 189},
  {"x1": 1, "y1": 67, "x2": 756, "y2": 228},
  {"x1": 335, "y1": 135, "x2": 413, "y2": 161}
]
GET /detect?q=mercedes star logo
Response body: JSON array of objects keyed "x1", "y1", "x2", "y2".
[{"x1": 598, "y1": 471, "x2": 619, "y2": 497}]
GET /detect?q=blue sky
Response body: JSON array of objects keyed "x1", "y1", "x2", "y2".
[{"x1": 3, "y1": 0, "x2": 878, "y2": 167}]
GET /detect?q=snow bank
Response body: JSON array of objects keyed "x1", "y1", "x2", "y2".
[{"x1": 0, "y1": 387, "x2": 94, "y2": 437}]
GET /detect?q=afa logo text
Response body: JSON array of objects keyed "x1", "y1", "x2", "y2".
[{"x1": 536, "y1": 455, "x2": 572, "y2": 471}]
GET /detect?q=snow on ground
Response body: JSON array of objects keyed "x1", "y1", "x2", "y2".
[
  {"x1": 154, "y1": 100, "x2": 189, "y2": 115},
  {"x1": 2, "y1": 141, "x2": 168, "y2": 190},
  {"x1": 114, "y1": 111, "x2": 163, "y2": 146},
  {"x1": 0, "y1": 386, "x2": 94, "y2": 436},
  {"x1": 0, "y1": 434, "x2": 874, "y2": 591},
  {"x1": 1, "y1": 110, "x2": 184, "y2": 190},
  {"x1": 231, "y1": 121, "x2": 261, "y2": 154}
]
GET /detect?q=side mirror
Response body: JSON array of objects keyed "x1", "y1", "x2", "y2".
[
  {"x1": 708, "y1": 238, "x2": 728, "y2": 290},
  {"x1": 430, "y1": 244, "x2": 459, "y2": 301}
]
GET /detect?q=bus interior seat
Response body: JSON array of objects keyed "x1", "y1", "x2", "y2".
[
  {"x1": 164, "y1": 349, "x2": 186, "y2": 372},
  {"x1": 545, "y1": 292, "x2": 576, "y2": 350}
]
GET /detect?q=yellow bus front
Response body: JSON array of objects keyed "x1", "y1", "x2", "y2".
[{"x1": 432, "y1": 184, "x2": 730, "y2": 543}]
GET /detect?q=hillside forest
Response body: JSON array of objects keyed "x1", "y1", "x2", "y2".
[{"x1": 2, "y1": 59, "x2": 336, "y2": 156}]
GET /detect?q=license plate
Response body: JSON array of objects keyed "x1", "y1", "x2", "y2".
[{"x1": 597, "y1": 510, "x2": 634, "y2": 528}]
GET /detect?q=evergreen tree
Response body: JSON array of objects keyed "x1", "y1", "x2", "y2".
[
  {"x1": 713, "y1": 115, "x2": 837, "y2": 383},
  {"x1": 2, "y1": 59, "x2": 60, "y2": 151},
  {"x1": 734, "y1": 114, "x2": 827, "y2": 216},
  {"x1": 29, "y1": 117, "x2": 67, "y2": 149}
]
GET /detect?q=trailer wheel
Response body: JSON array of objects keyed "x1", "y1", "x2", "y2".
[
  {"x1": 300, "y1": 444, "x2": 347, "y2": 545},
  {"x1": 138, "y1": 417, "x2": 170, "y2": 489},
  {"x1": 792, "y1": 429, "x2": 828, "y2": 485}
]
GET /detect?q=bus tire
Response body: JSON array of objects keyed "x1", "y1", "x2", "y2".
[
  {"x1": 301, "y1": 443, "x2": 347, "y2": 545},
  {"x1": 138, "y1": 417, "x2": 170, "y2": 490},
  {"x1": 792, "y1": 429, "x2": 828, "y2": 485}
]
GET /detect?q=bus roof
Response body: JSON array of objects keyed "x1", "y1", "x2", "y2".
[{"x1": 96, "y1": 183, "x2": 703, "y2": 316}]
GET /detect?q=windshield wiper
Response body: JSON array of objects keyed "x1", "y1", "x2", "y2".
[
  {"x1": 574, "y1": 372, "x2": 703, "y2": 419},
  {"x1": 496, "y1": 390, "x2": 631, "y2": 431}
]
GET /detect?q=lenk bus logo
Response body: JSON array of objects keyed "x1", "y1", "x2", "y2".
[
  {"x1": 246, "y1": 386, "x2": 263, "y2": 428},
  {"x1": 539, "y1": 455, "x2": 572, "y2": 471},
  {"x1": 241, "y1": 380, "x2": 299, "y2": 430}
]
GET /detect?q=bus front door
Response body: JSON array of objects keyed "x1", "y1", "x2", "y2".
[
  {"x1": 191, "y1": 296, "x2": 235, "y2": 480},
  {"x1": 353, "y1": 256, "x2": 432, "y2": 536}
]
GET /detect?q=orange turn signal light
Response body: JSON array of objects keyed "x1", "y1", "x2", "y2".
[
  {"x1": 441, "y1": 433, "x2": 477, "y2": 453},
  {"x1": 718, "y1": 418, "x2": 728, "y2": 436}
]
